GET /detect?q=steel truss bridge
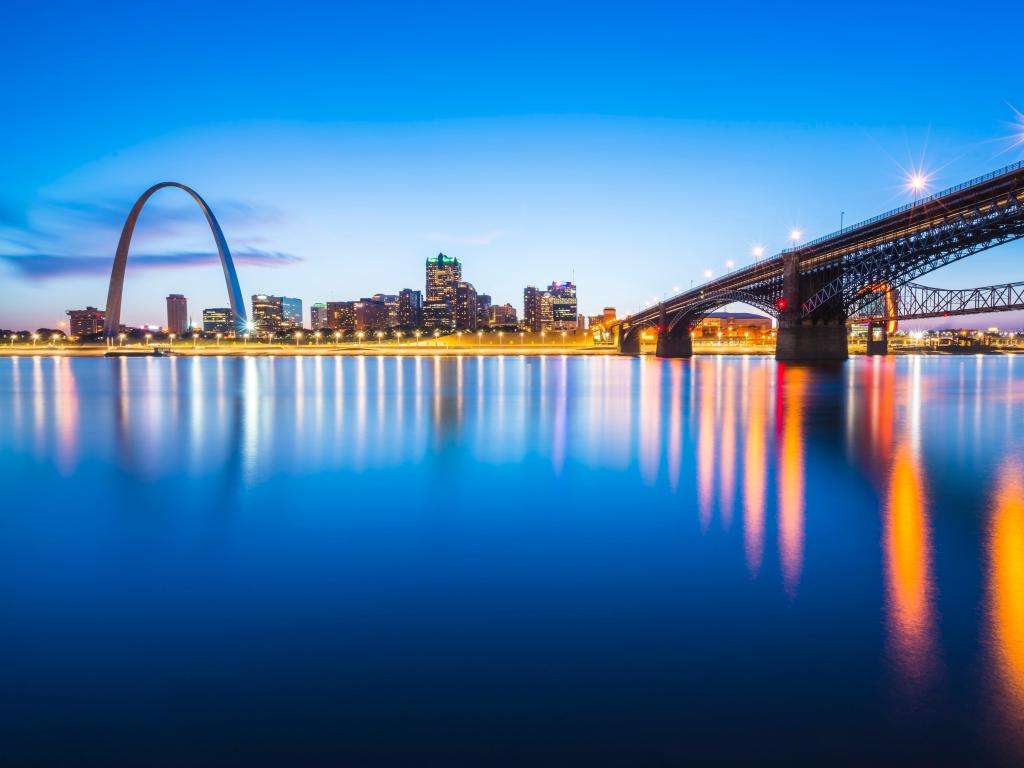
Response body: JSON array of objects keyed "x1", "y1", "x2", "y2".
[
  {"x1": 853, "y1": 280, "x2": 1024, "y2": 323},
  {"x1": 614, "y1": 161, "x2": 1024, "y2": 360}
]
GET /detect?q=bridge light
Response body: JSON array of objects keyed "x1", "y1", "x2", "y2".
[
  {"x1": 775, "y1": 298, "x2": 789, "y2": 311},
  {"x1": 908, "y1": 172, "x2": 928, "y2": 194},
  {"x1": 703, "y1": 269, "x2": 713, "y2": 279},
  {"x1": 752, "y1": 244, "x2": 765, "y2": 258},
  {"x1": 672, "y1": 285, "x2": 680, "y2": 293},
  {"x1": 789, "y1": 229, "x2": 802, "y2": 244}
]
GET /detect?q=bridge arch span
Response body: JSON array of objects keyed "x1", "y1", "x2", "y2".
[{"x1": 103, "y1": 182, "x2": 247, "y2": 338}]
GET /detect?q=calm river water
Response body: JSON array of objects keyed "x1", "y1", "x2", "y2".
[{"x1": 1, "y1": 354, "x2": 1023, "y2": 765}]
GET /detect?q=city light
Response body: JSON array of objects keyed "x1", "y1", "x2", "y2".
[
  {"x1": 704, "y1": 269, "x2": 713, "y2": 279},
  {"x1": 752, "y1": 244, "x2": 765, "y2": 258},
  {"x1": 789, "y1": 228, "x2": 802, "y2": 244},
  {"x1": 908, "y1": 172, "x2": 929, "y2": 195}
]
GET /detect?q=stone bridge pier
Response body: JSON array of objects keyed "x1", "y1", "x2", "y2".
[{"x1": 775, "y1": 252, "x2": 848, "y2": 362}]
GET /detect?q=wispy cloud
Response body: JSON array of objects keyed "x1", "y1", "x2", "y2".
[
  {"x1": 418, "y1": 229, "x2": 510, "y2": 247},
  {"x1": 0, "y1": 249, "x2": 301, "y2": 281}
]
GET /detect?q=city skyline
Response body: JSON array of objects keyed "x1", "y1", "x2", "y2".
[{"x1": 2, "y1": 3, "x2": 1023, "y2": 331}]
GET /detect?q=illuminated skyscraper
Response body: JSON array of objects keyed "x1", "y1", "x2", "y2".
[
  {"x1": 424, "y1": 253, "x2": 461, "y2": 330},
  {"x1": 252, "y1": 294, "x2": 285, "y2": 333},
  {"x1": 455, "y1": 282, "x2": 478, "y2": 331},
  {"x1": 202, "y1": 307, "x2": 232, "y2": 333},
  {"x1": 490, "y1": 303, "x2": 517, "y2": 326},
  {"x1": 547, "y1": 281, "x2": 578, "y2": 330},
  {"x1": 539, "y1": 291, "x2": 553, "y2": 330},
  {"x1": 326, "y1": 301, "x2": 356, "y2": 331},
  {"x1": 281, "y1": 296, "x2": 303, "y2": 328},
  {"x1": 523, "y1": 286, "x2": 541, "y2": 332},
  {"x1": 476, "y1": 293, "x2": 492, "y2": 327},
  {"x1": 354, "y1": 298, "x2": 388, "y2": 332},
  {"x1": 310, "y1": 302, "x2": 327, "y2": 331},
  {"x1": 398, "y1": 289, "x2": 423, "y2": 328},
  {"x1": 166, "y1": 294, "x2": 188, "y2": 335}
]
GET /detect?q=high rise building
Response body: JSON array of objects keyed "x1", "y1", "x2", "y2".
[
  {"x1": 523, "y1": 286, "x2": 541, "y2": 332},
  {"x1": 202, "y1": 307, "x2": 233, "y2": 333},
  {"x1": 547, "y1": 281, "x2": 578, "y2": 330},
  {"x1": 424, "y1": 253, "x2": 461, "y2": 330},
  {"x1": 66, "y1": 307, "x2": 105, "y2": 337},
  {"x1": 354, "y1": 298, "x2": 388, "y2": 332},
  {"x1": 166, "y1": 294, "x2": 188, "y2": 335},
  {"x1": 398, "y1": 289, "x2": 423, "y2": 328},
  {"x1": 476, "y1": 293, "x2": 492, "y2": 328},
  {"x1": 539, "y1": 291, "x2": 554, "y2": 330},
  {"x1": 455, "y1": 282, "x2": 478, "y2": 331},
  {"x1": 490, "y1": 303, "x2": 517, "y2": 326},
  {"x1": 310, "y1": 303, "x2": 327, "y2": 331},
  {"x1": 252, "y1": 294, "x2": 285, "y2": 333},
  {"x1": 281, "y1": 296, "x2": 303, "y2": 328},
  {"x1": 371, "y1": 294, "x2": 400, "y2": 328},
  {"x1": 326, "y1": 301, "x2": 356, "y2": 331},
  {"x1": 603, "y1": 307, "x2": 617, "y2": 323}
]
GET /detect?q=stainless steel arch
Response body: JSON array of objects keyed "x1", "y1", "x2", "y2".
[{"x1": 103, "y1": 182, "x2": 247, "y2": 337}]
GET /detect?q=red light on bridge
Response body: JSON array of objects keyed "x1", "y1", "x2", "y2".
[
  {"x1": 656, "y1": 325, "x2": 663, "y2": 333},
  {"x1": 775, "y1": 298, "x2": 788, "y2": 311}
]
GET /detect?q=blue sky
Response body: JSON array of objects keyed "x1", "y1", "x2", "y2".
[{"x1": 2, "y1": 0, "x2": 1023, "y2": 329}]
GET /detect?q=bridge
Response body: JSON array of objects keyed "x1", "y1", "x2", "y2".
[{"x1": 614, "y1": 161, "x2": 1024, "y2": 360}]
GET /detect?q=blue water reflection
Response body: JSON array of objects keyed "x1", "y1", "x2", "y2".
[{"x1": 0, "y1": 354, "x2": 1023, "y2": 764}]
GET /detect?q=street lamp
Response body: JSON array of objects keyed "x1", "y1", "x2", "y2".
[
  {"x1": 31, "y1": 333, "x2": 39, "y2": 347},
  {"x1": 561, "y1": 331, "x2": 567, "y2": 345},
  {"x1": 357, "y1": 331, "x2": 365, "y2": 343},
  {"x1": 541, "y1": 330, "x2": 546, "y2": 345},
  {"x1": 395, "y1": 331, "x2": 402, "y2": 345},
  {"x1": 477, "y1": 330, "x2": 483, "y2": 345},
  {"x1": 314, "y1": 331, "x2": 321, "y2": 346},
  {"x1": 216, "y1": 333, "x2": 222, "y2": 347},
  {"x1": 908, "y1": 172, "x2": 928, "y2": 203},
  {"x1": 789, "y1": 228, "x2": 802, "y2": 246},
  {"x1": 377, "y1": 331, "x2": 384, "y2": 344},
  {"x1": 415, "y1": 330, "x2": 422, "y2": 345},
  {"x1": 169, "y1": 333, "x2": 176, "y2": 349},
  {"x1": 498, "y1": 331, "x2": 504, "y2": 345},
  {"x1": 519, "y1": 331, "x2": 524, "y2": 345},
  {"x1": 457, "y1": 331, "x2": 462, "y2": 346},
  {"x1": 704, "y1": 269, "x2": 713, "y2": 279},
  {"x1": 752, "y1": 244, "x2": 765, "y2": 259},
  {"x1": 118, "y1": 333, "x2": 126, "y2": 348}
]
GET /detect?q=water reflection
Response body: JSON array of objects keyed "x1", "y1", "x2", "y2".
[
  {"x1": 988, "y1": 459, "x2": 1024, "y2": 740},
  {"x1": 742, "y1": 362, "x2": 769, "y2": 577},
  {"x1": 777, "y1": 365, "x2": 806, "y2": 597}
]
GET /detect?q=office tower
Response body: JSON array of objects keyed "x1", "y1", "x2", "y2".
[
  {"x1": 490, "y1": 303, "x2": 517, "y2": 326},
  {"x1": 523, "y1": 286, "x2": 541, "y2": 332},
  {"x1": 371, "y1": 294, "x2": 400, "y2": 328},
  {"x1": 281, "y1": 296, "x2": 303, "y2": 328},
  {"x1": 166, "y1": 294, "x2": 188, "y2": 335},
  {"x1": 603, "y1": 307, "x2": 617, "y2": 323},
  {"x1": 251, "y1": 294, "x2": 285, "y2": 333},
  {"x1": 354, "y1": 298, "x2": 388, "y2": 332},
  {"x1": 202, "y1": 307, "x2": 233, "y2": 334},
  {"x1": 476, "y1": 293, "x2": 492, "y2": 327},
  {"x1": 547, "y1": 281, "x2": 578, "y2": 330},
  {"x1": 455, "y1": 282, "x2": 478, "y2": 331},
  {"x1": 398, "y1": 289, "x2": 423, "y2": 328},
  {"x1": 310, "y1": 303, "x2": 327, "y2": 331},
  {"x1": 424, "y1": 253, "x2": 461, "y2": 330},
  {"x1": 326, "y1": 301, "x2": 356, "y2": 331},
  {"x1": 539, "y1": 291, "x2": 553, "y2": 330},
  {"x1": 66, "y1": 306, "x2": 105, "y2": 337}
]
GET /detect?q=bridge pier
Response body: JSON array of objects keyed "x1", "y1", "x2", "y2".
[
  {"x1": 866, "y1": 322, "x2": 888, "y2": 356},
  {"x1": 618, "y1": 330, "x2": 640, "y2": 354},
  {"x1": 656, "y1": 332, "x2": 692, "y2": 358},
  {"x1": 775, "y1": 323, "x2": 848, "y2": 362}
]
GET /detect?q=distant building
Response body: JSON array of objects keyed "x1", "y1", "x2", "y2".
[
  {"x1": 310, "y1": 302, "x2": 327, "y2": 331},
  {"x1": 455, "y1": 282, "x2": 478, "y2": 330},
  {"x1": 202, "y1": 307, "x2": 233, "y2": 334},
  {"x1": 252, "y1": 294, "x2": 285, "y2": 333},
  {"x1": 371, "y1": 294, "x2": 400, "y2": 328},
  {"x1": 539, "y1": 291, "x2": 554, "y2": 330},
  {"x1": 523, "y1": 286, "x2": 541, "y2": 332},
  {"x1": 326, "y1": 301, "x2": 356, "y2": 331},
  {"x1": 547, "y1": 281, "x2": 578, "y2": 330},
  {"x1": 696, "y1": 312, "x2": 773, "y2": 340},
  {"x1": 603, "y1": 307, "x2": 617, "y2": 323},
  {"x1": 166, "y1": 294, "x2": 188, "y2": 335},
  {"x1": 281, "y1": 296, "x2": 303, "y2": 328},
  {"x1": 476, "y1": 293, "x2": 492, "y2": 327},
  {"x1": 354, "y1": 298, "x2": 388, "y2": 332},
  {"x1": 66, "y1": 306, "x2": 105, "y2": 337},
  {"x1": 398, "y1": 288, "x2": 423, "y2": 328},
  {"x1": 491, "y1": 303, "x2": 517, "y2": 326},
  {"x1": 424, "y1": 253, "x2": 461, "y2": 330}
]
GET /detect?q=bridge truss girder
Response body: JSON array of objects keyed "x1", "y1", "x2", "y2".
[
  {"x1": 854, "y1": 280, "x2": 1024, "y2": 322},
  {"x1": 801, "y1": 184, "x2": 1024, "y2": 320}
]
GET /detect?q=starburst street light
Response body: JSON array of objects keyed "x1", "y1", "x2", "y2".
[
  {"x1": 752, "y1": 244, "x2": 765, "y2": 259},
  {"x1": 789, "y1": 229, "x2": 802, "y2": 245},
  {"x1": 703, "y1": 269, "x2": 713, "y2": 279}
]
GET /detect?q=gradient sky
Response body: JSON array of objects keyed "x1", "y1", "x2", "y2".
[{"x1": 3, "y1": 0, "x2": 1023, "y2": 330}]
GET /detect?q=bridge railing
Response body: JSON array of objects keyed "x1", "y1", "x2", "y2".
[{"x1": 780, "y1": 160, "x2": 1024, "y2": 254}]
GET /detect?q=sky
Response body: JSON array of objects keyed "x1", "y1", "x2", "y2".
[{"x1": 2, "y1": 0, "x2": 1023, "y2": 331}]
